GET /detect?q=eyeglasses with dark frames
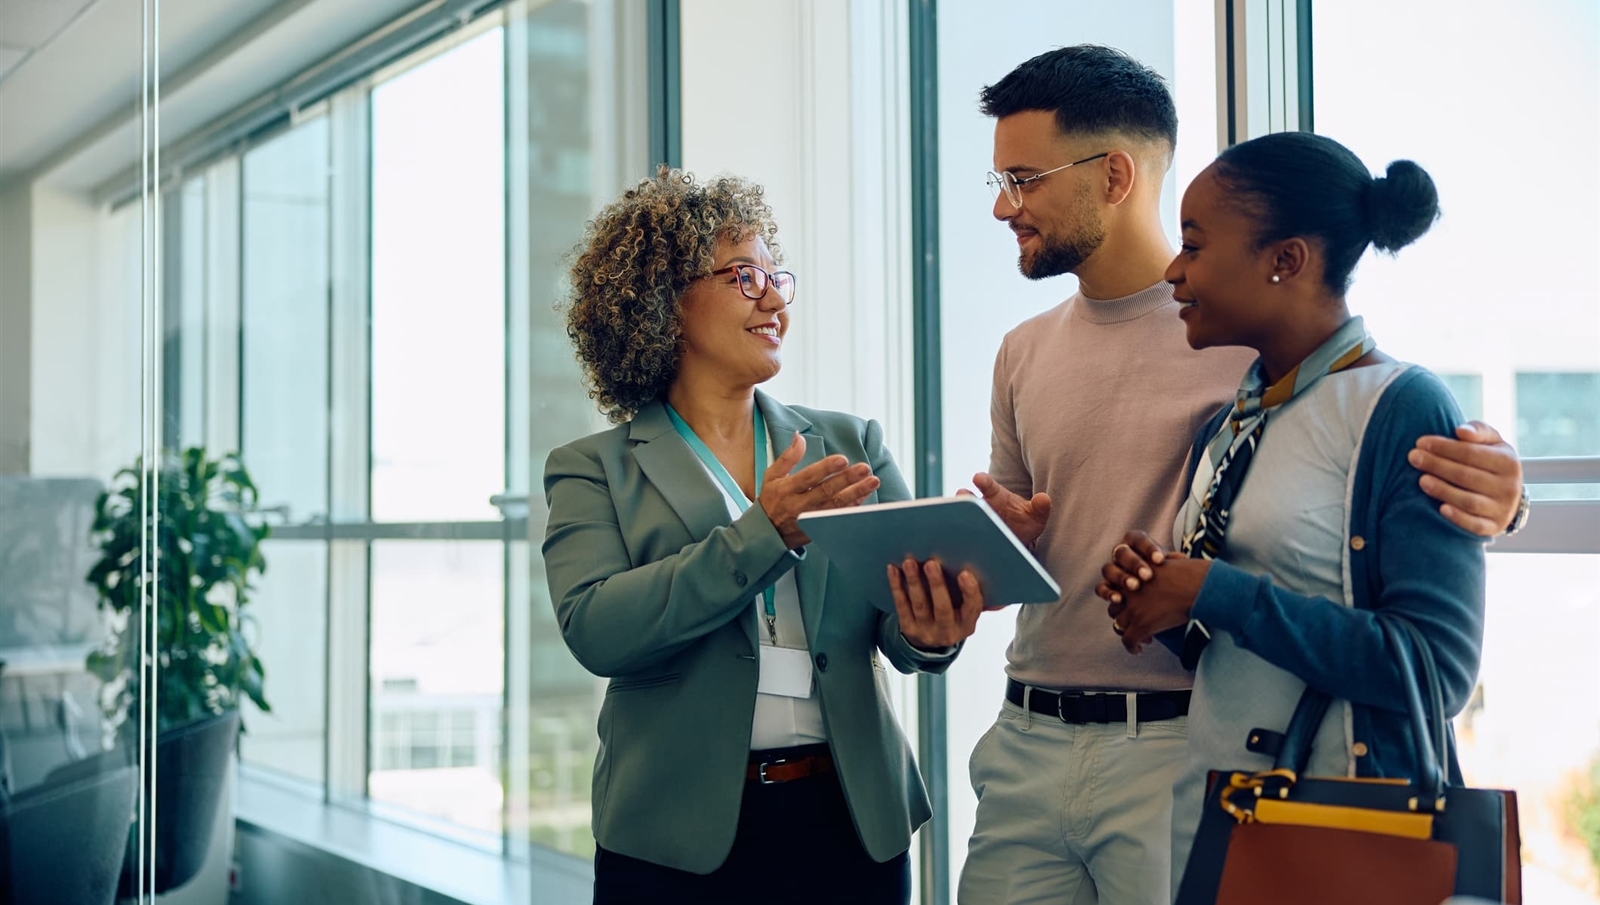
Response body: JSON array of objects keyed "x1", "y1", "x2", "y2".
[
  {"x1": 986, "y1": 152, "x2": 1111, "y2": 209},
  {"x1": 709, "y1": 263, "x2": 797, "y2": 305}
]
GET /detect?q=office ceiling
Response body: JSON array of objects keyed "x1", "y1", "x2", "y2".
[
  {"x1": 0, "y1": 0, "x2": 421, "y2": 189},
  {"x1": 0, "y1": 0, "x2": 99, "y2": 83}
]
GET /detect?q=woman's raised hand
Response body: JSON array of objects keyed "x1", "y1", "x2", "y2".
[{"x1": 758, "y1": 432, "x2": 881, "y2": 548}]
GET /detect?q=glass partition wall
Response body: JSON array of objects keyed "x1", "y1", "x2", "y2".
[
  {"x1": 127, "y1": 0, "x2": 651, "y2": 881},
  {"x1": 1, "y1": 0, "x2": 165, "y2": 901},
  {"x1": 4, "y1": 0, "x2": 657, "y2": 900}
]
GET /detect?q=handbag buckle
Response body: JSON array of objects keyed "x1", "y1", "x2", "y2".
[
  {"x1": 1407, "y1": 795, "x2": 1448, "y2": 814},
  {"x1": 1220, "y1": 768, "x2": 1298, "y2": 823}
]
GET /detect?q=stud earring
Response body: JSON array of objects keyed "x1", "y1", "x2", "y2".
[{"x1": 1269, "y1": 275, "x2": 1281, "y2": 284}]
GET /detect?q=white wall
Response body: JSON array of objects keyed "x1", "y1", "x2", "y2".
[
  {"x1": 28, "y1": 187, "x2": 143, "y2": 480},
  {"x1": 680, "y1": 0, "x2": 924, "y2": 892},
  {"x1": 0, "y1": 178, "x2": 144, "y2": 481},
  {"x1": 679, "y1": 0, "x2": 916, "y2": 477}
]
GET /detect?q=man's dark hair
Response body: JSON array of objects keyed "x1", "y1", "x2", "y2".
[{"x1": 980, "y1": 45, "x2": 1178, "y2": 153}]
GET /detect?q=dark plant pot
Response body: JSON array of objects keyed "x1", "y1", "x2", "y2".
[{"x1": 116, "y1": 709, "x2": 240, "y2": 898}]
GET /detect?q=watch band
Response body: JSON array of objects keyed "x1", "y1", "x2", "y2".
[{"x1": 1503, "y1": 485, "x2": 1531, "y2": 537}]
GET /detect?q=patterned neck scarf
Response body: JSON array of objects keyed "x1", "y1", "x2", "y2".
[{"x1": 1175, "y1": 316, "x2": 1376, "y2": 668}]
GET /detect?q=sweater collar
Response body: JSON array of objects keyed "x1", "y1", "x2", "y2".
[{"x1": 1073, "y1": 280, "x2": 1174, "y2": 325}]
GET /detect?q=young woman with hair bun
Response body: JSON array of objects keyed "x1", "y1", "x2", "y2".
[{"x1": 1095, "y1": 131, "x2": 1487, "y2": 894}]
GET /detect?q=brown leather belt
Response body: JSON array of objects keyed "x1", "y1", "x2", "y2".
[{"x1": 746, "y1": 749, "x2": 834, "y2": 784}]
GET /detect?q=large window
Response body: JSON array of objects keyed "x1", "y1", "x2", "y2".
[
  {"x1": 366, "y1": 24, "x2": 509, "y2": 835},
  {"x1": 1517, "y1": 372, "x2": 1600, "y2": 501},
  {"x1": 149, "y1": 0, "x2": 650, "y2": 865},
  {"x1": 239, "y1": 119, "x2": 333, "y2": 786},
  {"x1": 370, "y1": 30, "x2": 507, "y2": 525},
  {"x1": 1314, "y1": 2, "x2": 1600, "y2": 900}
]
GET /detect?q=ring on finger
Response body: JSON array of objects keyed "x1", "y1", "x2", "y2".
[
  {"x1": 1112, "y1": 619, "x2": 1126, "y2": 636},
  {"x1": 1112, "y1": 543, "x2": 1131, "y2": 558}
]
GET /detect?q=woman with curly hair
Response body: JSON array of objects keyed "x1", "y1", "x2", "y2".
[{"x1": 542, "y1": 168, "x2": 982, "y2": 904}]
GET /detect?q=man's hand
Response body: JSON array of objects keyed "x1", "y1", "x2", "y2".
[
  {"x1": 966, "y1": 472, "x2": 1052, "y2": 548},
  {"x1": 889, "y1": 557, "x2": 985, "y2": 649},
  {"x1": 1410, "y1": 421, "x2": 1524, "y2": 537}
]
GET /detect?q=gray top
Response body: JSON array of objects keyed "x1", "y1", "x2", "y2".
[{"x1": 1168, "y1": 361, "x2": 1408, "y2": 897}]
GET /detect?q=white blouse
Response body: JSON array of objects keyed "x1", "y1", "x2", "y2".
[{"x1": 697, "y1": 459, "x2": 829, "y2": 751}]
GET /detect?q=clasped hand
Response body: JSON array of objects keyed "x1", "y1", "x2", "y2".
[{"x1": 1095, "y1": 531, "x2": 1210, "y2": 655}]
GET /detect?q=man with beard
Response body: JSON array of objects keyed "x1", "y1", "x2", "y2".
[{"x1": 956, "y1": 45, "x2": 1528, "y2": 905}]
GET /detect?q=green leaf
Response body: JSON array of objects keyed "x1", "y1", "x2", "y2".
[{"x1": 84, "y1": 446, "x2": 273, "y2": 733}]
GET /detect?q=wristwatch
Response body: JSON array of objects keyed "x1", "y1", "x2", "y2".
[{"x1": 1503, "y1": 485, "x2": 1531, "y2": 537}]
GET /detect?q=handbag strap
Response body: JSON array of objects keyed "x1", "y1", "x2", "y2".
[
  {"x1": 1271, "y1": 614, "x2": 1447, "y2": 808},
  {"x1": 1270, "y1": 687, "x2": 1333, "y2": 775},
  {"x1": 1394, "y1": 616, "x2": 1451, "y2": 788},
  {"x1": 1380, "y1": 615, "x2": 1446, "y2": 807}
]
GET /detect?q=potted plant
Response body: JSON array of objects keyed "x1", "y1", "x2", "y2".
[
  {"x1": 84, "y1": 447, "x2": 272, "y2": 745},
  {"x1": 84, "y1": 447, "x2": 271, "y2": 751},
  {"x1": 83, "y1": 447, "x2": 274, "y2": 894}
]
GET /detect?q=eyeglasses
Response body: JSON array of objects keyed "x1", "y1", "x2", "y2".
[
  {"x1": 986, "y1": 152, "x2": 1110, "y2": 209},
  {"x1": 710, "y1": 264, "x2": 797, "y2": 305}
]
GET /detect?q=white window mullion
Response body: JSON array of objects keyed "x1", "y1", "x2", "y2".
[
  {"x1": 502, "y1": 1, "x2": 532, "y2": 854},
  {"x1": 326, "y1": 86, "x2": 373, "y2": 802},
  {"x1": 202, "y1": 158, "x2": 241, "y2": 454}
]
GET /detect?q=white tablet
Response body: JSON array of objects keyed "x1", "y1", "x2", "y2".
[{"x1": 797, "y1": 496, "x2": 1061, "y2": 614}]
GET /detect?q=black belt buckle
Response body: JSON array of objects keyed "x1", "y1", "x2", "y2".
[
  {"x1": 1055, "y1": 691, "x2": 1081, "y2": 723},
  {"x1": 1056, "y1": 693, "x2": 1094, "y2": 722},
  {"x1": 1057, "y1": 691, "x2": 1117, "y2": 723}
]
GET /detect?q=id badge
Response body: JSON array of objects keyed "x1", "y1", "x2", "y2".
[{"x1": 757, "y1": 646, "x2": 814, "y2": 698}]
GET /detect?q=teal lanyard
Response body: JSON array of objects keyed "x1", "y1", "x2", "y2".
[{"x1": 663, "y1": 402, "x2": 778, "y2": 645}]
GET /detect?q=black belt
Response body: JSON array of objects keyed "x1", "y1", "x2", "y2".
[{"x1": 1006, "y1": 679, "x2": 1190, "y2": 724}]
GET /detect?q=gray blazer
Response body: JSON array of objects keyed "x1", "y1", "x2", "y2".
[{"x1": 542, "y1": 390, "x2": 955, "y2": 874}]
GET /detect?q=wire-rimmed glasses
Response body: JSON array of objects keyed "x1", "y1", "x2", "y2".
[{"x1": 986, "y1": 152, "x2": 1110, "y2": 209}]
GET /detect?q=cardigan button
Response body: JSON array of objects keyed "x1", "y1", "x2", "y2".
[
  {"x1": 1350, "y1": 536, "x2": 1366, "y2": 551},
  {"x1": 1352, "y1": 741, "x2": 1370, "y2": 757},
  {"x1": 734, "y1": 571, "x2": 748, "y2": 587},
  {"x1": 815, "y1": 653, "x2": 829, "y2": 672}
]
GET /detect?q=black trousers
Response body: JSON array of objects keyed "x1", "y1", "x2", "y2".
[{"x1": 593, "y1": 767, "x2": 911, "y2": 904}]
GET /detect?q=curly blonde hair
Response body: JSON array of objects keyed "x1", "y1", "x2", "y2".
[{"x1": 564, "y1": 167, "x2": 781, "y2": 423}]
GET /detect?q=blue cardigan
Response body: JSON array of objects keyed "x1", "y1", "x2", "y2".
[{"x1": 1170, "y1": 365, "x2": 1486, "y2": 782}]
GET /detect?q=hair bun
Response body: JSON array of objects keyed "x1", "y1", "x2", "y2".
[{"x1": 1366, "y1": 160, "x2": 1440, "y2": 252}]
